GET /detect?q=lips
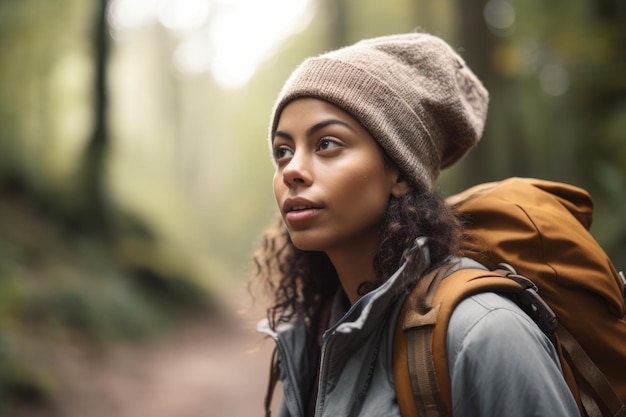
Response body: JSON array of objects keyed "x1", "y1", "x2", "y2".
[
  {"x1": 283, "y1": 197, "x2": 323, "y2": 223},
  {"x1": 283, "y1": 197, "x2": 322, "y2": 213}
]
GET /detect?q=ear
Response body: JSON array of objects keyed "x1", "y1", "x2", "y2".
[{"x1": 390, "y1": 172, "x2": 410, "y2": 197}]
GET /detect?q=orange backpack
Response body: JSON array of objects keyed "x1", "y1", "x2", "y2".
[{"x1": 394, "y1": 177, "x2": 626, "y2": 417}]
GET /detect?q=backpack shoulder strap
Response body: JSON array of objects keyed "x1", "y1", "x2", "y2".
[{"x1": 394, "y1": 265, "x2": 528, "y2": 417}]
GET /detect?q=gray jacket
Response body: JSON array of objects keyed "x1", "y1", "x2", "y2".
[{"x1": 258, "y1": 246, "x2": 580, "y2": 417}]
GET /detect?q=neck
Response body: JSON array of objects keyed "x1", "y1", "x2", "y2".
[{"x1": 326, "y1": 245, "x2": 378, "y2": 305}]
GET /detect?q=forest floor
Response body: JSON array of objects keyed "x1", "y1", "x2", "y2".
[{"x1": 10, "y1": 284, "x2": 279, "y2": 417}]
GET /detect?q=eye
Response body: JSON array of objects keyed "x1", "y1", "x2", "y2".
[
  {"x1": 273, "y1": 145, "x2": 293, "y2": 162},
  {"x1": 317, "y1": 137, "x2": 342, "y2": 152}
]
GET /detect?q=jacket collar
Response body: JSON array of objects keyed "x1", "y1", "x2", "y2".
[{"x1": 258, "y1": 238, "x2": 433, "y2": 340}]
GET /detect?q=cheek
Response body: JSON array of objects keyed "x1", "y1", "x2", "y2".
[
  {"x1": 343, "y1": 166, "x2": 392, "y2": 212},
  {"x1": 272, "y1": 172, "x2": 284, "y2": 202}
]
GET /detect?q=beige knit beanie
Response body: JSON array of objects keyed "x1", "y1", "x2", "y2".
[{"x1": 269, "y1": 32, "x2": 489, "y2": 191}]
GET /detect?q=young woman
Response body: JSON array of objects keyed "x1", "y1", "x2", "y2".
[{"x1": 253, "y1": 32, "x2": 580, "y2": 417}]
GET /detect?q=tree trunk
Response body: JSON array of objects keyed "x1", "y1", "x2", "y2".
[{"x1": 79, "y1": 0, "x2": 110, "y2": 237}]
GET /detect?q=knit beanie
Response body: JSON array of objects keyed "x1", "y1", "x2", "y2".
[{"x1": 269, "y1": 32, "x2": 489, "y2": 191}]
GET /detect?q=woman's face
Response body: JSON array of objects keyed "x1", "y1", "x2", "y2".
[{"x1": 272, "y1": 98, "x2": 406, "y2": 254}]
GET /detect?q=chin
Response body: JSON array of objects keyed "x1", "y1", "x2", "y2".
[
  {"x1": 288, "y1": 232, "x2": 328, "y2": 252},
  {"x1": 290, "y1": 239, "x2": 322, "y2": 252}
]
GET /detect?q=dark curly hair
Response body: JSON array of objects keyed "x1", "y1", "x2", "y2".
[{"x1": 252, "y1": 183, "x2": 462, "y2": 331}]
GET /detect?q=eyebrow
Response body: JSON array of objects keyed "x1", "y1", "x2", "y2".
[{"x1": 274, "y1": 119, "x2": 355, "y2": 142}]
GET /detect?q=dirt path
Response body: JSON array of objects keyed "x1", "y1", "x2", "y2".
[{"x1": 16, "y1": 285, "x2": 279, "y2": 417}]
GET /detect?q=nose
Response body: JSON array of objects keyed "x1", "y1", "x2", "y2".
[{"x1": 282, "y1": 151, "x2": 312, "y2": 187}]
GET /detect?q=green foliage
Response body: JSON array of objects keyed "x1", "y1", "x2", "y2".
[
  {"x1": 0, "y1": 0, "x2": 94, "y2": 195},
  {"x1": 0, "y1": 332, "x2": 56, "y2": 411},
  {"x1": 0, "y1": 180, "x2": 215, "y2": 411}
]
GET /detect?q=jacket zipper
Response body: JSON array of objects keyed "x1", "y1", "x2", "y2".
[{"x1": 314, "y1": 331, "x2": 337, "y2": 416}]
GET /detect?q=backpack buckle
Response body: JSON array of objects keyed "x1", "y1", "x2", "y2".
[
  {"x1": 516, "y1": 286, "x2": 559, "y2": 340},
  {"x1": 497, "y1": 263, "x2": 559, "y2": 341}
]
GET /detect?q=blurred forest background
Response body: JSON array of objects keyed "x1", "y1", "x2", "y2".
[{"x1": 0, "y1": 0, "x2": 624, "y2": 415}]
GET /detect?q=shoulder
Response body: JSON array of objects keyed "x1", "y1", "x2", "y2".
[
  {"x1": 447, "y1": 291, "x2": 554, "y2": 360},
  {"x1": 448, "y1": 291, "x2": 536, "y2": 334},
  {"x1": 445, "y1": 293, "x2": 581, "y2": 417}
]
